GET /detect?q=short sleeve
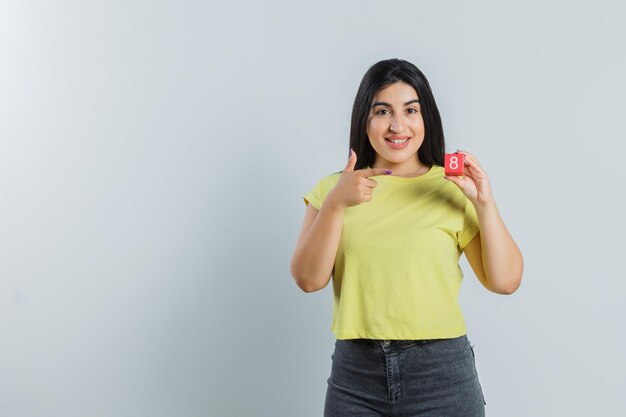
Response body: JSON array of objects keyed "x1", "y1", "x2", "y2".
[
  {"x1": 457, "y1": 198, "x2": 480, "y2": 250},
  {"x1": 303, "y1": 183, "x2": 321, "y2": 209},
  {"x1": 303, "y1": 173, "x2": 341, "y2": 210}
]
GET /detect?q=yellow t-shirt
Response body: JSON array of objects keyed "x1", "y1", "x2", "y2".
[{"x1": 303, "y1": 164, "x2": 480, "y2": 340}]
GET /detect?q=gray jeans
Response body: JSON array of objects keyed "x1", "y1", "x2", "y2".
[{"x1": 324, "y1": 334, "x2": 486, "y2": 416}]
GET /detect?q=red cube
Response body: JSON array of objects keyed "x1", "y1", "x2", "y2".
[{"x1": 445, "y1": 153, "x2": 465, "y2": 176}]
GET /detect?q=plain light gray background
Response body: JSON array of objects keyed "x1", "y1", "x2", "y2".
[{"x1": 1, "y1": 0, "x2": 624, "y2": 416}]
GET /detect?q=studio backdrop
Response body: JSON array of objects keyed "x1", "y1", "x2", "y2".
[{"x1": 0, "y1": 1, "x2": 624, "y2": 416}]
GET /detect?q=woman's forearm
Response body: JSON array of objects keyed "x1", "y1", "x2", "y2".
[
  {"x1": 475, "y1": 200, "x2": 524, "y2": 293},
  {"x1": 290, "y1": 199, "x2": 345, "y2": 293}
]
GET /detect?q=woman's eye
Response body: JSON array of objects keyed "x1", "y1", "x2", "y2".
[{"x1": 376, "y1": 108, "x2": 418, "y2": 116}]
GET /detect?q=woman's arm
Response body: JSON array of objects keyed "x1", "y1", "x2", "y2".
[
  {"x1": 445, "y1": 150, "x2": 524, "y2": 294},
  {"x1": 290, "y1": 199, "x2": 345, "y2": 293},
  {"x1": 291, "y1": 152, "x2": 390, "y2": 293},
  {"x1": 464, "y1": 203, "x2": 524, "y2": 294}
]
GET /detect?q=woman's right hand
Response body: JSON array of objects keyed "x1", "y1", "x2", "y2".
[{"x1": 326, "y1": 148, "x2": 392, "y2": 209}]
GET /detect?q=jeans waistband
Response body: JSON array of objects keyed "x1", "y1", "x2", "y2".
[
  {"x1": 357, "y1": 335, "x2": 468, "y2": 348},
  {"x1": 363, "y1": 339, "x2": 432, "y2": 348}
]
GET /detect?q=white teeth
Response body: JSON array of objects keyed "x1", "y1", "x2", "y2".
[{"x1": 389, "y1": 139, "x2": 408, "y2": 143}]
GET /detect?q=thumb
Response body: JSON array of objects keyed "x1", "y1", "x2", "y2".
[{"x1": 344, "y1": 148, "x2": 357, "y2": 172}]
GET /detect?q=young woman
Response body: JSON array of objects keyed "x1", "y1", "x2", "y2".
[{"x1": 290, "y1": 58, "x2": 523, "y2": 416}]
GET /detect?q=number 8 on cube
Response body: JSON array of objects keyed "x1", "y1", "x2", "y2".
[{"x1": 445, "y1": 152, "x2": 465, "y2": 176}]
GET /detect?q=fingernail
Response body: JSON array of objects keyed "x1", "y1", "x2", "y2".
[{"x1": 384, "y1": 170, "x2": 392, "y2": 174}]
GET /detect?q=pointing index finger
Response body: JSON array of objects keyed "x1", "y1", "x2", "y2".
[{"x1": 362, "y1": 167, "x2": 393, "y2": 177}]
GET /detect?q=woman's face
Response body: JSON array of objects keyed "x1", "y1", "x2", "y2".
[{"x1": 366, "y1": 81, "x2": 425, "y2": 168}]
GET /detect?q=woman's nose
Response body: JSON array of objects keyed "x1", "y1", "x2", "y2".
[{"x1": 390, "y1": 117, "x2": 404, "y2": 132}]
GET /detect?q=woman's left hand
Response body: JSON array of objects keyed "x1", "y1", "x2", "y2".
[{"x1": 444, "y1": 150, "x2": 495, "y2": 206}]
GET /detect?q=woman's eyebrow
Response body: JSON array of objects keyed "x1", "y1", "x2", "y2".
[{"x1": 371, "y1": 99, "x2": 420, "y2": 108}]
